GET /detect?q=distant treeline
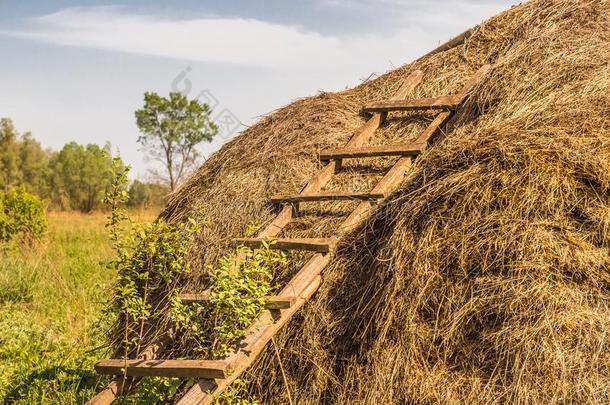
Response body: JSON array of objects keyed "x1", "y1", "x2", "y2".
[{"x1": 0, "y1": 118, "x2": 169, "y2": 212}]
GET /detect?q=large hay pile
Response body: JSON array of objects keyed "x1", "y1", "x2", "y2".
[{"x1": 158, "y1": 0, "x2": 610, "y2": 403}]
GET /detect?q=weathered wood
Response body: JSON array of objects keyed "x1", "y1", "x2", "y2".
[
  {"x1": 416, "y1": 29, "x2": 473, "y2": 61},
  {"x1": 176, "y1": 69, "x2": 422, "y2": 323},
  {"x1": 179, "y1": 292, "x2": 211, "y2": 303},
  {"x1": 95, "y1": 359, "x2": 231, "y2": 379},
  {"x1": 179, "y1": 293, "x2": 296, "y2": 310},
  {"x1": 265, "y1": 296, "x2": 297, "y2": 310},
  {"x1": 87, "y1": 379, "x2": 129, "y2": 405},
  {"x1": 362, "y1": 95, "x2": 460, "y2": 114},
  {"x1": 335, "y1": 201, "x2": 375, "y2": 235},
  {"x1": 258, "y1": 205, "x2": 293, "y2": 238},
  {"x1": 270, "y1": 191, "x2": 384, "y2": 204},
  {"x1": 373, "y1": 157, "x2": 413, "y2": 194},
  {"x1": 392, "y1": 70, "x2": 425, "y2": 101},
  {"x1": 281, "y1": 253, "x2": 331, "y2": 298},
  {"x1": 414, "y1": 111, "x2": 452, "y2": 145},
  {"x1": 87, "y1": 330, "x2": 172, "y2": 405},
  {"x1": 361, "y1": 65, "x2": 490, "y2": 117},
  {"x1": 410, "y1": 65, "x2": 490, "y2": 146},
  {"x1": 454, "y1": 64, "x2": 491, "y2": 99},
  {"x1": 320, "y1": 143, "x2": 425, "y2": 161},
  {"x1": 233, "y1": 237, "x2": 336, "y2": 253},
  {"x1": 301, "y1": 162, "x2": 338, "y2": 194},
  {"x1": 335, "y1": 158, "x2": 413, "y2": 235}
]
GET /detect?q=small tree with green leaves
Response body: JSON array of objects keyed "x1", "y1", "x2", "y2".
[
  {"x1": 135, "y1": 92, "x2": 218, "y2": 191},
  {"x1": 48, "y1": 142, "x2": 120, "y2": 212},
  {"x1": 0, "y1": 118, "x2": 50, "y2": 196},
  {"x1": 0, "y1": 186, "x2": 47, "y2": 243}
]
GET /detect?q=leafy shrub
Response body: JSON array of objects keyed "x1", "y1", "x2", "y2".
[
  {"x1": 104, "y1": 162, "x2": 282, "y2": 403},
  {"x1": 217, "y1": 379, "x2": 261, "y2": 405},
  {"x1": 104, "y1": 160, "x2": 205, "y2": 357},
  {"x1": 0, "y1": 187, "x2": 47, "y2": 243},
  {"x1": 111, "y1": 217, "x2": 202, "y2": 356},
  {"x1": 127, "y1": 377, "x2": 183, "y2": 404},
  {"x1": 172, "y1": 242, "x2": 287, "y2": 358}
]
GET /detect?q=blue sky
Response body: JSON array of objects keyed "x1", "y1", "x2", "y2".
[{"x1": 0, "y1": 0, "x2": 515, "y2": 179}]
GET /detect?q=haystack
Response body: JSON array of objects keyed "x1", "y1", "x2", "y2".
[{"x1": 148, "y1": 0, "x2": 610, "y2": 403}]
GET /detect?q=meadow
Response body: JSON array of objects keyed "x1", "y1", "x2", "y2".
[{"x1": 0, "y1": 210, "x2": 155, "y2": 404}]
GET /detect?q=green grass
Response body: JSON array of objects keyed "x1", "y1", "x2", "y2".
[{"x1": 0, "y1": 211, "x2": 155, "y2": 404}]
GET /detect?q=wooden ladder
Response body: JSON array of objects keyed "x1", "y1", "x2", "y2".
[{"x1": 90, "y1": 64, "x2": 491, "y2": 404}]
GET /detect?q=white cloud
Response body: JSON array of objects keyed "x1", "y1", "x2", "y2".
[
  {"x1": 0, "y1": 6, "x2": 438, "y2": 70},
  {"x1": 316, "y1": 0, "x2": 509, "y2": 31}
]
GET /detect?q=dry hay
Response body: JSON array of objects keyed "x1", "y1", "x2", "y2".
[{"x1": 129, "y1": 0, "x2": 610, "y2": 403}]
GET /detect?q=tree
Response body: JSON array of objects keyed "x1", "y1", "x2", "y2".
[
  {"x1": 135, "y1": 92, "x2": 218, "y2": 191},
  {"x1": 0, "y1": 119, "x2": 19, "y2": 192},
  {"x1": 48, "y1": 142, "x2": 121, "y2": 212},
  {"x1": 127, "y1": 180, "x2": 170, "y2": 209},
  {"x1": 18, "y1": 133, "x2": 49, "y2": 196},
  {"x1": 0, "y1": 186, "x2": 48, "y2": 243},
  {"x1": 0, "y1": 118, "x2": 49, "y2": 196},
  {"x1": 0, "y1": 118, "x2": 137, "y2": 212}
]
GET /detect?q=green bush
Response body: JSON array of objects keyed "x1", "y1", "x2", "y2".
[{"x1": 0, "y1": 187, "x2": 47, "y2": 242}]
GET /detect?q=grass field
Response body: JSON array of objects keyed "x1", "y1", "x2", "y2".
[{"x1": 0, "y1": 210, "x2": 156, "y2": 404}]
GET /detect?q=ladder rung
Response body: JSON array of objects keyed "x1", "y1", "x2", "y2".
[
  {"x1": 362, "y1": 95, "x2": 460, "y2": 113},
  {"x1": 270, "y1": 191, "x2": 384, "y2": 204},
  {"x1": 95, "y1": 359, "x2": 231, "y2": 379},
  {"x1": 180, "y1": 293, "x2": 297, "y2": 310},
  {"x1": 180, "y1": 292, "x2": 210, "y2": 303},
  {"x1": 320, "y1": 143, "x2": 426, "y2": 161},
  {"x1": 265, "y1": 296, "x2": 297, "y2": 309},
  {"x1": 233, "y1": 237, "x2": 335, "y2": 252}
]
